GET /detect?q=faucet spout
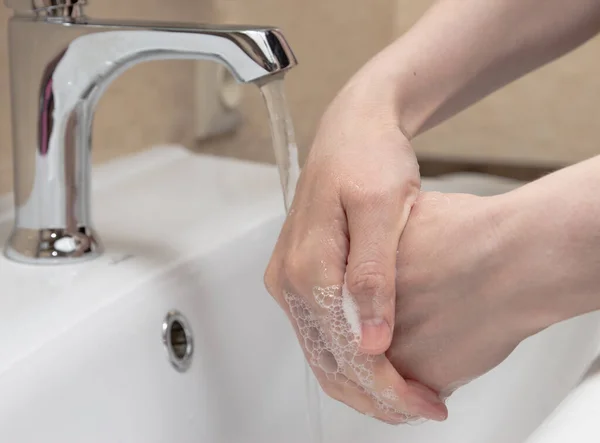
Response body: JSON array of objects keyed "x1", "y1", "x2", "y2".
[{"x1": 4, "y1": 14, "x2": 297, "y2": 264}]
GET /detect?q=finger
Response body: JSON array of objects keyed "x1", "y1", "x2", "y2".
[
  {"x1": 319, "y1": 355, "x2": 447, "y2": 423},
  {"x1": 344, "y1": 187, "x2": 415, "y2": 354},
  {"x1": 338, "y1": 381, "x2": 414, "y2": 425},
  {"x1": 346, "y1": 352, "x2": 448, "y2": 422},
  {"x1": 282, "y1": 284, "x2": 409, "y2": 423},
  {"x1": 287, "y1": 283, "x2": 447, "y2": 422},
  {"x1": 281, "y1": 288, "x2": 405, "y2": 423},
  {"x1": 283, "y1": 273, "x2": 447, "y2": 424},
  {"x1": 403, "y1": 379, "x2": 449, "y2": 422},
  {"x1": 309, "y1": 353, "x2": 417, "y2": 424}
]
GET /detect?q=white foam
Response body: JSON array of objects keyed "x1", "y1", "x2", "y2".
[
  {"x1": 381, "y1": 386, "x2": 399, "y2": 402},
  {"x1": 284, "y1": 284, "x2": 416, "y2": 423},
  {"x1": 341, "y1": 283, "x2": 361, "y2": 338}
]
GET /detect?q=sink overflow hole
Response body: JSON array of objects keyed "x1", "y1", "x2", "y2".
[{"x1": 163, "y1": 311, "x2": 194, "y2": 372}]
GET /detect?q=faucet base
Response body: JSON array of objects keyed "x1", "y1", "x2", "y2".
[{"x1": 4, "y1": 227, "x2": 103, "y2": 265}]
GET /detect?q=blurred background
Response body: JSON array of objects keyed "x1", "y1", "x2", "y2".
[{"x1": 1, "y1": 0, "x2": 600, "y2": 194}]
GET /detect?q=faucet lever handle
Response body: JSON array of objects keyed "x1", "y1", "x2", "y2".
[{"x1": 5, "y1": 0, "x2": 87, "y2": 16}]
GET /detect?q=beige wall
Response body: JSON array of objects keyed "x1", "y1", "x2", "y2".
[
  {"x1": 1, "y1": 6, "x2": 11, "y2": 193},
  {"x1": 395, "y1": 1, "x2": 600, "y2": 166},
  {"x1": 219, "y1": 1, "x2": 600, "y2": 168},
  {"x1": 1, "y1": 1, "x2": 599, "y2": 196}
]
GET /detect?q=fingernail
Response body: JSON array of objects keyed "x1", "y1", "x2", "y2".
[
  {"x1": 360, "y1": 318, "x2": 390, "y2": 352},
  {"x1": 411, "y1": 399, "x2": 448, "y2": 422},
  {"x1": 406, "y1": 382, "x2": 448, "y2": 422}
]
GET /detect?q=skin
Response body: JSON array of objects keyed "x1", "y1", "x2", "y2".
[
  {"x1": 264, "y1": 0, "x2": 600, "y2": 423},
  {"x1": 391, "y1": 155, "x2": 600, "y2": 397}
]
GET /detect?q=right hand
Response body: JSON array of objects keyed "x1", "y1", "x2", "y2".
[
  {"x1": 264, "y1": 67, "x2": 448, "y2": 424},
  {"x1": 388, "y1": 191, "x2": 526, "y2": 399}
]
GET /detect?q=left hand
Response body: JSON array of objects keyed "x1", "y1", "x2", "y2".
[{"x1": 264, "y1": 64, "x2": 449, "y2": 424}]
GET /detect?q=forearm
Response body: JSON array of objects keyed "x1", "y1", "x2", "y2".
[
  {"x1": 492, "y1": 156, "x2": 600, "y2": 338},
  {"x1": 350, "y1": 0, "x2": 600, "y2": 138}
]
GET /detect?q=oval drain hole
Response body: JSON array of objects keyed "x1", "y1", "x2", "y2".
[{"x1": 162, "y1": 311, "x2": 194, "y2": 372}]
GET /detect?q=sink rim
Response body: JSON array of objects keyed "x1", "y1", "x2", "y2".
[
  {"x1": 2, "y1": 145, "x2": 598, "y2": 443},
  {"x1": 0, "y1": 145, "x2": 286, "y2": 378}
]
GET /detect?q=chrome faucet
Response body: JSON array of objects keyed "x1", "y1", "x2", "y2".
[{"x1": 3, "y1": 0, "x2": 297, "y2": 264}]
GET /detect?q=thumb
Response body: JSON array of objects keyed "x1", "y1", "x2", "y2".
[{"x1": 345, "y1": 192, "x2": 413, "y2": 355}]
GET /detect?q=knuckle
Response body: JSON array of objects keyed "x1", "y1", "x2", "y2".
[
  {"x1": 281, "y1": 250, "x2": 311, "y2": 294},
  {"x1": 347, "y1": 262, "x2": 390, "y2": 299}
]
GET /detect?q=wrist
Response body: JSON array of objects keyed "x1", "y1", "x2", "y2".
[
  {"x1": 339, "y1": 39, "x2": 453, "y2": 140},
  {"x1": 326, "y1": 42, "x2": 422, "y2": 139},
  {"x1": 482, "y1": 191, "x2": 558, "y2": 341},
  {"x1": 488, "y1": 169, "x2": 600, "y2": 340},
  {"x1": 442, "y1": 193, "x2": 543, "y2": 345},
  {"x1": 331, "y1": 57, "x2": 402, "y2": 127}
]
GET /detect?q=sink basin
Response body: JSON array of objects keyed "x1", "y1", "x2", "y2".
[{"x1": 0, "y1": 145, "x2": 599, "y2": 442}]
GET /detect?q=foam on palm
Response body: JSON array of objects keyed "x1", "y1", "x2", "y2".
[{"x1": 284, "y1": 283, "x2": 415, "y2": 422}]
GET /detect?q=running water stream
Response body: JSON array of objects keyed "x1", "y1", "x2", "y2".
[{"x1": 260, "y1": 79, "x2": 324, "y2": 443}]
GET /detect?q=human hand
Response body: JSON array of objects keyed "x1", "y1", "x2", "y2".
[
  {"x1": 264, "y1": 67, "x2": 448, "y2": 423},
  {"x1": 387, "y1": 191, "x2": 527, "y2": 400}
]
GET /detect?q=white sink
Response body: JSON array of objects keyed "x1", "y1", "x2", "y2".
[{"x1": 0, "y1": 145, "x2": 599, "y2": 443}]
